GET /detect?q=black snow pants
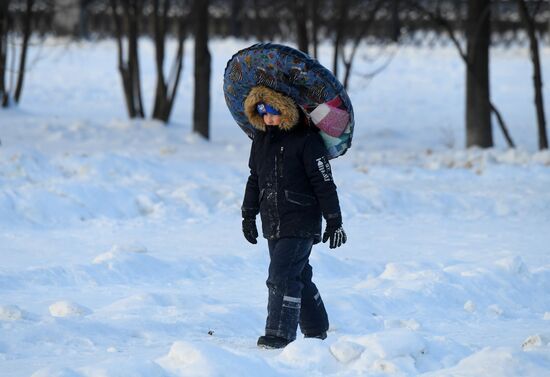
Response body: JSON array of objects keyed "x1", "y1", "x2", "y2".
[{"x1": 265, "y1": 237, "x2": 329, "y2": 341}]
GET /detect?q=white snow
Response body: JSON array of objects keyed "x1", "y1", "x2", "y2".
[
  {"x1": 330, "y1": 339, "x2": 365, "y2": 364},
  {"x1": 463, "y1": 300, "x2": 476, "y2": 313},
  {"x1": 1, "y1": 37, "x2": 550, "y2": 376},
  {"x1": 48, "y1": 301, "x2": 91, "y2": 318},
  {"x1": 0, "y1": 305, "x2": 24, "y2": 321}
]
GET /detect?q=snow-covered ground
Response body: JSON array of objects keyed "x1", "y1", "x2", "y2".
[{"x1": 1, "y1": 37, "x2": 550, "y2": 376}]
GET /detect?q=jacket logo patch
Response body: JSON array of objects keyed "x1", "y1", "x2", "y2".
[{"x1": 316, "y1": 157, "x2": 333, "y2": 182}]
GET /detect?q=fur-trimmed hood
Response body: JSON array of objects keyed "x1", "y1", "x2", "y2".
[{"x1": 244, "y1": 86, "x2": 300, "y2": 132}]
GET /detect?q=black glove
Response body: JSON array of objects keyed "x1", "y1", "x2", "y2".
[
  {"x1": 322, "y1": 218, "x2": 347, "y2": 249},
  {"x1": 242, "y1": 217, "x2": 258, "y2": 244}
]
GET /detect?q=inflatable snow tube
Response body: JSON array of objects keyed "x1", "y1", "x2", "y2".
[{"x1": 223, "y1": 43, "x2": 354, "y2": 159}]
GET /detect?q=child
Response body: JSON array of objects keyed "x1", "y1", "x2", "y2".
[{"x1": 241, "y1": 85, "x2": 347, "y2": 349}]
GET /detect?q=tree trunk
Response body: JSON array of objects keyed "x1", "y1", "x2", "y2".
[
  {"x1": 79, "y1": 0, "x2": 90, "y2": 39},
  {"x1": 465, "y1": 0, "x2": 493, "y2": 148},
  {"x1": 391, "y1": 0, "x2": 401, "y2": 42},
  {"x1": 14, "y1": 0, "x2": 34, "y2": 104},
  {"x1": 111, "y1": 0, "x2": 134, "y2": 117},
  {"x1": 0, "y1": 0, "x2": 9, "y2": 106},
  {"x1": 167, "y1": 14, "x2": 187, "y2": 115},
  {"x1": 193, "y1": 0, "x2": 211, "y2": 139},
  {"x1": 230, "y1": 0, "x2": 243, "y2": 38},
  {"x1": 152, "y1": 0, "x2": 186, "y2": 123},
  {"x1": 128, "y1": 0, "x2": 144, "y2": 118},
  {"x1": 333, "y1": 0, "x2": 350, "y2": 78},
  {"x1": 111, "y1": 0, "x2": 144, "y2": 119},
  {"x1": 152, "y1": 0, "x2": 168, "y2": 120},
  {"x1": 253, "y1": 0, "x2": 263, "y2": 41},
  {"x1": 516, "y1": 0, "x2": 548, "y2": 150},
  {"x1": 310, "y1": 0, "x2": 319, "y2": 58},
  {"x1": 165, "y1": 32, "x2": 185, "y2": 119},
  {"x1": 294, "y1": 0, "x2": 309, "y2": 54}
]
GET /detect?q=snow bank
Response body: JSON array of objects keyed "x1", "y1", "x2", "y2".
[
  {"x1": 157, "y1": 341, "x2": 277, "y2": 377},
  {"x1": 421, "y1": 347, "x2": 550, "y2": 377}
]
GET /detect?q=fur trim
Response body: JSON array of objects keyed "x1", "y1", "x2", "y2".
[{"x1": 244, "y1": 86, "x2": 300, "y2": 131}]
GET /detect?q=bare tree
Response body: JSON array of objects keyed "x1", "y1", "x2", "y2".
[
  {"x1": 325, "y1": 0, "x2": 386, "y2": 90},
  {"x1": 406, "y1": 0, "x2": 515, "y2": 148},
  {"x1": 340, "y1": 0, "x2": 384, "y2": 90},
  {"x1": 390, "y1": 0, "x2": 401, "y2": 42},
  {"x1": 516, "y1": 0, "x2": 548, "y2": 150},
  {"x1": 293, "y1": 0, "x2": 309, "y2": 54},
  {"x1": 310, "y1": 0, "x2": 320, "y2": 58},
  {"x1": 230, "y1": 0, "x2": 243, "y2": 38},
  {"x1": 252, "y1": 0, "x2": 264, "y2": 41},
  {"x1": 151, "y1": 0, "x2": 187, "y2": 123},
  {"x1": 332, "y1": 0, "x2": 351, "y2": 78},
  {"x1": 465, "y1": 0, "x2": 493, "y2": 148},
  {"x1": 111, "y1": 0, "x2": 145, "y2": 118},
  {"x1": 14, "y1": 0, "x2": 34, "y2": 103},
  {"x1": 193, "y1": 0, "x2": 211, "y2": 139},
  {"x1": 0, "y1": 0, "x2": 9, "y2": 106},
  {"x1": 1, "y1": 0, "x2": 34, "y2": 107},
  {"x1": 287, "y1": 0, "x2": 325, "y2": 58}
]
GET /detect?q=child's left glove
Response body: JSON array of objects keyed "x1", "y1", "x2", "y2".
[
  {"x1": 242, "y1": 217, "x2": 258, "y2": 244},
  {"x1": 322, "y1": 217, "x2": 347, "y2": 249}
]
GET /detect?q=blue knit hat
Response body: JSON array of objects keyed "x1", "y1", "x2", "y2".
[{"x1": 256, "y1": 102, "x2": 281, "y2": 116}]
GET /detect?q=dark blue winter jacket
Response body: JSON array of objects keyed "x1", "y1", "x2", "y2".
[{"x1": 242, "y1": 123, "x2": 342, "y2": 243}]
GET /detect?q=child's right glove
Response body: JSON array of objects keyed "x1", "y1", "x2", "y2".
[
  {"x1": 322, "y1": 217, "x2": 347, "y2": 249},
  {"x1": 242, "y1": 217, "x2": 258, "y2": 244}
]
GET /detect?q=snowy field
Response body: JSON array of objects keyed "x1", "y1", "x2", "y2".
[{"x1": 1, "y1": 37, "x2": 550, "y2": 376}]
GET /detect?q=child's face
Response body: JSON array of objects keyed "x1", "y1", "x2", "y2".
[{"x1": 263, "y1": 113, "x2": 282, "y2": 126}]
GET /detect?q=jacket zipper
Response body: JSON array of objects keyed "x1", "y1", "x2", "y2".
[
  {"x1": 278, "y1": 146, "x2": 284, "y2": 179},
  {"x1": 274, "y1": 146, "x2": 284, "y2": 238}
]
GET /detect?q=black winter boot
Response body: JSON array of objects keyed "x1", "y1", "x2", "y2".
[
  {"x1": 257, "y1": 335, "x2": 292, "y2": 349},
  {"x1": 304, "y1": 331, "x2": 327, "y2": 340}
]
